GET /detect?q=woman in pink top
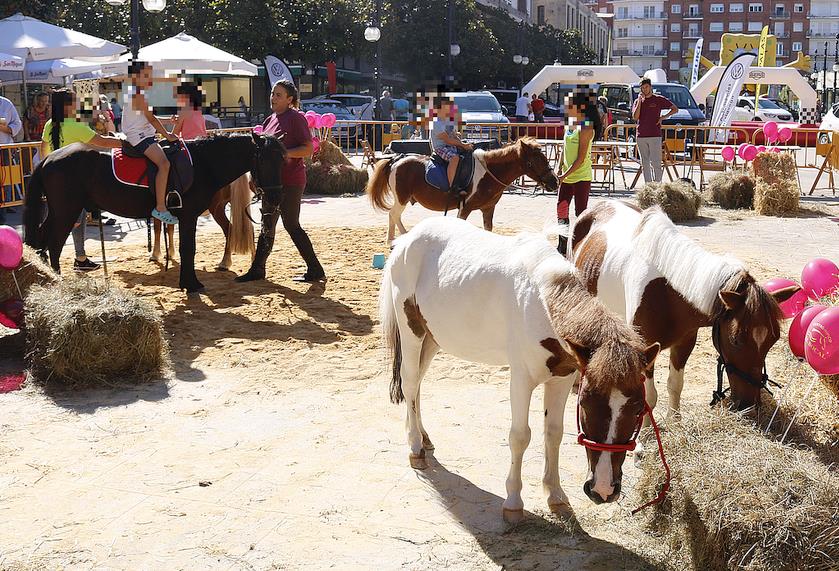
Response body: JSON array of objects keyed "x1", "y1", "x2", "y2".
[{"x1": 172, "y1": 82, "x2": 207, "y2": 140}]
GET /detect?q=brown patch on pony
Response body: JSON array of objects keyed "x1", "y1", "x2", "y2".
[
  {"x1": 403, "y1": 297, "x2": 429, "y2": 339},
  {"x1": 571, "y1": 201, "x2": 615, "y2": 254},
  {"x1": 575, "y1": 231, "x2": 607, "y2": 296},
  {"x1": 540, "y1": 338, "x2": 580, "y2": 377},
  {"x1": 634, "y1": 277, "x2": 709, "y2": 349},
  {"x1": 539, "y1": 272, "x2": 648, "y2": 393}
]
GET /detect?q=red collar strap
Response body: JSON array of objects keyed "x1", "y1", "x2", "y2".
[{"x1": 575, "y1": 370, "x2": 671, "y2": 514}]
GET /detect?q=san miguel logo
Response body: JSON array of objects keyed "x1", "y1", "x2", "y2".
[
  {"x1": 806, "y1": 323, "x2": 833, "y2": 360},
  {"x1": 577, "y1": 69, "x2": 594, "y2": 77},
  {"x1": 749, "y1": 71, "x2": 765, "y2": 80}
]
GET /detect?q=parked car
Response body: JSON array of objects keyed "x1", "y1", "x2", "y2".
[
  {"x1": 487, "y1": 89, "x2": 520, "y2": 117},
  {"x1": 766, "y1": 97, "x2": 799, "y2": 121},
  {"x1": 597, "y1": 82, "x2": 706, "y2": 140},
  {"x1": 300, "y1": 99, "x2": 358, "y2": 142},
  {"x1": 447, "y1": 91, "x2": 509, "y2": 141},
  {"x1": 315, "y1": 93, "x2": 375, "y2": 120},
  {"x1": 819, "y1": 102, "x2": 839, "y2": 144},
  {"x1": 733, "y1": 96, "x2": 794, "y2": 122}
]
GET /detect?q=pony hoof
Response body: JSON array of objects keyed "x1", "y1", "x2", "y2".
[
  {"x1": 149, "y1": 254, "x2": 161, "y2": 262},
  {"x1": 409, "y1": 453, "x2": 427, "y2": 470},
  {"x1": 502, "y1": 508, "x2": 525, "y2": 524},
  {"x1": 548, "y1": 502, "x2": 573, "y2": 516}
]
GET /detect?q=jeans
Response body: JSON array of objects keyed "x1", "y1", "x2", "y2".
[
  {"x1": 72, "y1": 210, "x2": 87, "y2": 258},
  {"x1": 637, "y1": 137, "x2": 663, "y2": 183}
]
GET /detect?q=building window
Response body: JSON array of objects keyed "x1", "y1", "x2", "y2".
[
  {"x1": 670, "y1": 60, "x2": 681, "y2": 70},
  {"x1": 670, "y1": 41, "x2": 681, "y2": 51},
  {"x1": 729, "y1": 22, "x2": 744, "y2": 31},
  {"x1": 671, "y1": 23, "x2": 681, "y2": 32},
  {"x1": 774, "y1": 4, "x2": 785, "y2": 16},
  {"x1": 642, "y1": 45, "x2": 656, "y2": 55},
  {"x1": 688, "y1": 4, "x2": 700, "y2": 16},
  {"x1": 617, "y1": 28, "x2": 627, "y2": 38},
  {"x1": 792, "y1": 41, "x2": 802, "y2": 52},
  {"x1": 671, "y1": 4, "x2": 681, "y2": 13},
  {"x1": 749, "y1": 3, "x2": 763, "y2": 12},
  {"x1": 730, "y1": 3, "x2": 744, "y2": 13},
  {"x1": 793, "y1": 22, "x2": 803, "y2": 32},
  {"x1": 710, "y1": 4, "x2": 724, "y2": 13},
  {"x1": 537, "y1": 5, "x2": 545, "y2": 25},
  {"x1": 710, "y1": 41, "x2": 722, "y2": 51},
  {"x1": 794, "y1": 4, "x2": 804, "y2": 12},
  {"x1": 748, "y1": 21, "x2": 763, "y2": 31},
  {"x1": 710, "y1": 22, "x2": 724, "y2": 32},
  {"x1": 776, "y1": 43, "x2": 786, "y2": 56}
]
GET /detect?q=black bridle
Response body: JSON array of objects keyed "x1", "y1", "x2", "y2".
[
  {"x1": 250, "y1": 144, "x2": 283, "y2": 199},
  {"x1": 709, "y1": 318, "x2": 781, "y2": 406}
]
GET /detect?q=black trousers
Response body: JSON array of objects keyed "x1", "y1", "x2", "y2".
[{"x1": 248, "y1": 185, "x2": 323, "y2": 275}]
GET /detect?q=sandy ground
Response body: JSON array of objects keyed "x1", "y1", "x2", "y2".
[{"x1": 1, "y1": 192, "x2": 838, "y2": 570}]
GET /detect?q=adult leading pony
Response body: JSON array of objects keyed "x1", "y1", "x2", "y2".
[
  {"x1": 571, "y1": 200, "x2": 800, "y2": 413},
  {"x1": 24, "y1": 133, "x2": 285, "y2": 293},
  {"x1": 380, "y1": 217, "x2": 659, "y2": 521},
  {"x1": 367, "y1": 138, "x2": 559, "y2": 244}
]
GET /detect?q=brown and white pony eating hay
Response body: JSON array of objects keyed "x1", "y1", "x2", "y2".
[{"x1": 380, "y1": 217, "x2": 659, "y2": 521}]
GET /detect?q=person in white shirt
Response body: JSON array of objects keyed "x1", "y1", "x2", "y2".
[
  {"x1": 515, "y1": 92, "x2": 530, "y2": 122},
  {"x1": 0, "y1": 95, "x2": 23, "y2": 222}
]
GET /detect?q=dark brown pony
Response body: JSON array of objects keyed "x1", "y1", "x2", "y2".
[
  {"x1": 24, "y1": 133, "x2": 285, "y2": 293},
  {"x1": 366, "y1": 138, "x2": 558, "y2": 244}
]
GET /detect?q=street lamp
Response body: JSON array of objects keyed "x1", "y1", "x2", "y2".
[
  {"x1": 833, "y1": 33, "x2": 839, "y2": 107},
  {"x1": 824, "y1": 41, "x2": 829, "y2": 108},
  {"x1": 447, "y1": 0, "x2": 457, "y2": 83},
  {"x1": 365, "y1": 0, "x2": 381, "y2": 122},
  {"x1": 104, "y1": 0, "x2": 167, "y2": 59},
  {"x1": 595, "y1": 12, "x2": 615, "y2": 66}
]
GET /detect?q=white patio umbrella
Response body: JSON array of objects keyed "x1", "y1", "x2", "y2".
[
  {"x1": 0, "y1": 52, "x2": 24, "y2": 72},
  {"x1": 120, "y1": 32, "x2": 257, "y2": 76},
  {"x1": 0, "y1": 13, "x2": 125, "y2": 61}
]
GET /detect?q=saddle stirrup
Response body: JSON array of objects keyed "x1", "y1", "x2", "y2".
[{"x1": 166, "y1": 190, "x2": 183, "y2": 210}]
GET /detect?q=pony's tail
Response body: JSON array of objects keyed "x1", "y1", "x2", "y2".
[
  {"x1": 23, "y1": 167, "x2": 47, "y2": 251},
  {"x1": 227, "y1": 174, "x2": 255, "y2": 258},
  {"x1": 379, "y1": 266, "x2": 404, "y2": 404},
  {"x1": 366, "y1": 157, "x2": 395, "y2": 211}
]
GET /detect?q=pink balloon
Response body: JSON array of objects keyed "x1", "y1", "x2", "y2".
[
  {"x1": 743, "y1": 144, "x2": 758, "y2": 161},
  {"x1": 778, "y1": 127, "x2": 792, "y2": 143},
  {"x1": 763, "y1": 278, "x2": 809, "y2": 318},
  {"x1": 763, "y1": 121, "x2": 779, "y2": 138},
  {"x1": 252, "y1": 125, "x2": 264, "y2": 135},
  {"x1": 805, "y1": 307, "x2": 839, "y2": 375},
  {"x1": 756, "y1": 146, "x2": 766, "y2": 153},
  {"x1": 304, "y1": 110, "x2": 316, "y2": 117},
  {"x1": 771, "y1": 147, "x2": 781, "y2": 153},
  {"x1": 737, "y1": 143, "x2": 749, "y2": 159},
  {"x1": 305, "y1": 114, "x2": 317, "y2": 128},
  {"x1": 721, "y1": 146, "x2": 735, "y2": 161},
  {"x1": 801, "y1": 258, "x2": 839, "y2": 299},
  {"x1": 322, "y1": 113, "x2": 337, "y2": 128},
  {"x1": 0, "y1": 225, "x2": 23, "y2": 270},
  {"x1": 790, "y1": 305, "x2": 828, "y2": 358},
  {"x1": 312, "y1": 137, "x2": 321, "y2": 154}
]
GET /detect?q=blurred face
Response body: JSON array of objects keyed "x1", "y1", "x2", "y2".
[
  {"x1": 271, "y1": 84, "x2": 294, "y2": 113},
  {"x1": 640, "y1": 83, "x2": 653, "y2": 97},
  {"x1": 35, "y1": 95, "x2": 48, "y2": 110},
  {"x1": 133, "y1": 66, "x2": 154, "y2": 89},
  {"x1": 176, "y1": 93, "x2": 189, "y2": 108}
]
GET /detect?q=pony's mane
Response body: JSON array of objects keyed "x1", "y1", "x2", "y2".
[
  {"x1": 633, "y1": 206, "x2": 745, "y2": 316},
  {"x1": 484, "y1": 136, "x2": 540, "y2": 160},
  {"x1": 538, "y1": 268, "x2": 647, "y2": 392},
  {"x1": 713, "y1": 272, "x2": 783, "y2": 335}
]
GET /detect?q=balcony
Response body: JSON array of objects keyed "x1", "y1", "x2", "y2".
[
  {"x1": 684, "y1": 30, "x2": 702, "y2": 39},
  {"x1": 613, "y1": 49, "x2": 667, "y2": 57},
  {"x1": 775, "y1": 31, "x2": 790, "y2": 38},
  {"x1": 616, "y1": 32, "x2": 666, "y2": 39},
  {"x1": 683, "y1": 11, "x2": 703, "y2": 19},
  {"x1": 808, "y1": 31, "x2": 839, "y2": 37},
  {"x1": 808, "y1": 13, "x2": 839, "y2": 19},
  {"x1": 771, "y1": 11, "x2": 790, "y2": 19},
  {"x1": 614, "y1": 12, "x2": 666, "y2": 20}
]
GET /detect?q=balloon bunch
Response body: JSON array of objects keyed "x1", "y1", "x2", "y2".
[
  {"x1": 761, "y1": 120, "x2": 793, "y2": 146},
  {"x1": 0, "y1": 225, "x2": 24, "y2": 331},
  {"x1": 721, "y1": 142, "x2": 782, "y2": 162},
  {"x1": 763, "y1": 257, "x2": 839, "y2": 375},
  {"x1": 304, "y1": 111, "x2": 337, "y2": 156}
]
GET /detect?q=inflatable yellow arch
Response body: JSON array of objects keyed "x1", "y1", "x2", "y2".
[{"x1": 686, "y1": 33, "x2": 812, "y2": 73}]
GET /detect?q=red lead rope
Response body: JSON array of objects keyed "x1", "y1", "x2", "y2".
[{"x1": 575, "y1": 374, "x2": 672, "y2": 514}]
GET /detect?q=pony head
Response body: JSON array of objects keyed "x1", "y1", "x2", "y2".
[
  {"x1": 713, "y1": 272, "x2": 799, "y2": 410},
  {"x1": 517, "y1": 137, "x2": 558, "y2": 192},
  {"x1": 250, "y1": 132, "x2": 287, "y2": 192}
]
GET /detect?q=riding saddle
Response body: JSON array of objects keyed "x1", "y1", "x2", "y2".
[
  {"x1": 424, "y1": 150, "x2": 475, "y2": 194},
  {"x1": 111, "y1": 140, "x2": 194, "y2": 209}
]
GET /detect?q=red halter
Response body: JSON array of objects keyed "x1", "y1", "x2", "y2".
[{"x1": 575, "y1": 371, "x2": 671, "y2": 514}]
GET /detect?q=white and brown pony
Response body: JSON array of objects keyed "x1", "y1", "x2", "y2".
[
  {"x1": 150, "y1": 174, "x2": 255, "y2": 270},
  {"x1": 571, "y1": 200, "x2": 800, "y2": 414},
  {"x1": 380, "y1": 217, "x2": 659, "y2": 521},
  {"x1": 366, "y1": 138, "x2": 558, "y2": 245}
]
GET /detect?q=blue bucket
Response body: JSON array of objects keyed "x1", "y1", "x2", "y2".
[{"x1": 372, "y1": 253, "x2": 386, "y2": 269}]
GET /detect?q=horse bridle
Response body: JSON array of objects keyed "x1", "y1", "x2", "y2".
[
  {"x1": 575, "y1": 370, "x2": 671, "y2": 514},
  {"x1": 250, "y1": 145, "x2": 283, "y2": 200},
  {"x1": 475, "y1": 153, "x2": 556, "y2": 193},
  {"x1": 709, "y1": 318, "x2": 781, "y2": 406}
]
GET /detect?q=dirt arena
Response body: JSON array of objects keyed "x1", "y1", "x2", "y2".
[{"x1": 1, "y1": 194, "x2": 838, "y2": 570}]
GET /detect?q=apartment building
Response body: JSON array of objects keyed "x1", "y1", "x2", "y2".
[
  {"x1": 477, "y1": 0, "x2": 533, "y2": 22},
  {"x1": 531, "y1": 0, "x2": 610, "y2": 58},
  {"x1": 585, "y1": 1, "x2": 811, "y2": 81},
  {"x1": 809, "y1": 0, "x2": 839, "y2": 65}
]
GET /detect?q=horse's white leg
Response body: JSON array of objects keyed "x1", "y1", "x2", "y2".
[
  {"x1": 503, "y1": 368, "x2": 535, "y2": 523},
  {"x1": 667, "y1": 331, "x2": 697, "y2": 419},
  {"x1": 386, "y1": 208, "x2": 396, "y2": 245},
  {"x1": 387, "y1": 201, "x2": 407, "y2": 247},
  {"x1": 543, "y1": 375, "x2": 574, "y2": 512},
  {"x1": 415, "y1": 335, "x2": 439, "y2": 451},
  {"x1": 399, "y1": 331, "x2": 428, "y2": 469},
  {"x1": 636, "y1": 367, "x2": 657, "y2": 463}
]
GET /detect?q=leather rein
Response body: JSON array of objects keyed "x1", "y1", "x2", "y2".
[{"x1": 709, "y1": 318, "x2": 780, "y2": 406}]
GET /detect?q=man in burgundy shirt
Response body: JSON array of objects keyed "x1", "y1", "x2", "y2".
[
  {"x1": 632, "y1": 78, "x2": 678, "y2": 183},
  {"x1": 236, "y1": 79, "x2": 325, "y2": 283}
]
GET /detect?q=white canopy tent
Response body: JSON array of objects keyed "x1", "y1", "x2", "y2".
[
  {"x1": 0, "y1": 52, "x2": 24, "y2": 72},
  {"x1": 691, "y1": 66, "x2": 819, "y2": 124},
  {"x1": 0, "y1": 13, "x2": 124, "y2": 61},
  {"x1": 116, "y1": 33, "x2": 258, "y2": 76},
  {"x1": 522, "y1": 65, "x2": 642, "y2": 97}
]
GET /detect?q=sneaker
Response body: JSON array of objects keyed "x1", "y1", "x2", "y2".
[
  {"x1": 152, "y1": 208, "x2": 178, "y2": 225},
  {"x1": 74, "y1": 257, "x2": 101, "y2": 272}
]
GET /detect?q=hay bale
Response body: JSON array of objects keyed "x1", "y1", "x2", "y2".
[
  {"x1": 306, "y1": 162, "x2": 369, "y2": 196},
  {"x1": 315, "y1": 140, "x2": 353, "y2": 166},
  {"x1": 637, "y1": 180, "x2": 702, "y2": 222},
  {"x1": 632, "y1": 408, "x2": 839, "y2": 571},
  {"x1": 752, "y1": 152, "x2": 799, "y2": 216},
  {"x1": 706, "y1": 169, "x2": 755, "y2": 209},
  {"x1": 0, "y1": 244, "x2": 58, "y2": 302},
  {"x1": 25, "y1": 278, "x2": 168, "y2": 386}
]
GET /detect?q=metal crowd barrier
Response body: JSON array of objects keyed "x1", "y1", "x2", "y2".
[{"x1": 0, "y1": 141, "x2": 41, "y2": 209}]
